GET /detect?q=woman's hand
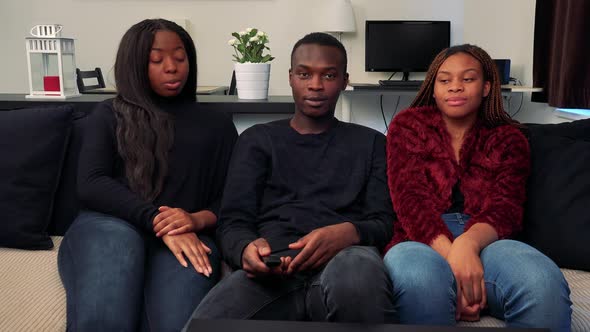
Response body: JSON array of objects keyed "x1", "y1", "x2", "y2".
[
  {"x1": 153, "y1": 206, "x2": 201, "y2": 237},
  {"x1": 457, "y1": 293, "x2": 482, "y2": 322},
  {"x1": 162, "y1": 232, "x2": 212, "y2": 277},
  {"x1": 446, "y1": 236, "x2": 486, "y2": 320}
]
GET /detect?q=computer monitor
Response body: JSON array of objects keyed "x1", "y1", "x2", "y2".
[
  {"x1": 365, "y1": 20, "x2": 451, "y2": 80},
  {"x1": 494, "y1": 59, "x2": 511, "y2": 85}
]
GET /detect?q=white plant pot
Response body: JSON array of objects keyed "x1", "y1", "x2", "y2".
[{"x1": 234, "y1": 62, "x2": 270, "y2": 99}]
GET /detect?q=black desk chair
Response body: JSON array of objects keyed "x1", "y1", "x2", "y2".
[
  {"x1": 76, "y1": 67, "x2": 106, "y2": 93},
  {"x1": 227, "y1": 70, "x2": 237, "y2": 95}
]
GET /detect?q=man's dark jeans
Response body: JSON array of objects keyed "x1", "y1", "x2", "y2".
[
  {"x1": 186, "y1": 245, "x2": 396, "y2": 326},
  {"x1": 58, "y1": 210, "x2": 220, "y2": 332}
]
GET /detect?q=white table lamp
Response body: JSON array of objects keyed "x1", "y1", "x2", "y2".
[{"x1": 321, "y1": 0, "x2": 356, "y2": 40}]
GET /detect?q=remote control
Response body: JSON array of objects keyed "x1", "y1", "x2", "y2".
[{"x1": 263, "y1": 255, "x2": 281, "y2": 267}]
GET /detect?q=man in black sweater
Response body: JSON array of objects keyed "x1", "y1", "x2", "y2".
[{"x1": 186, "y1": 32, "x2": 396, "y2": 324}]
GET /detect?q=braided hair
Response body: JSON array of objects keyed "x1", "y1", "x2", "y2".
[{"x1": 411, "y1": 44, "x2": 517, "y2": 128}]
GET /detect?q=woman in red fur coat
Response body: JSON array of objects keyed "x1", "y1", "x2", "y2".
[{"x1": 383, "y1": 44, "x2": 571, "y2": 330}]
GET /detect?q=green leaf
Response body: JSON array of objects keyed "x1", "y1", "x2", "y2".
[
  {"x1": 230, "y1": 28, "x2": 273, "y2": 63},
  {"x1": 260, "y1": 54, "x2": 272, "y2": 63}
]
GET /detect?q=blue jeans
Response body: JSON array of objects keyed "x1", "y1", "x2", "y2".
[
  {"x1": 58, "y1": 210, "x2": 220, "y2": 332},
  {"x1": 185, "y1": 246, "x2": 396, "y2": 326},
  {"x1": 383, "y1": 213, "x2": 572, "y2": 331}
]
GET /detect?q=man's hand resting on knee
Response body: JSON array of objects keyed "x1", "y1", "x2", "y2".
[
  {"x1": 287, "y1": 222, "x2": 360, "y2": 274},
  {"x1": 242, "y1": 238, "x2": 290, "y2": 278}
]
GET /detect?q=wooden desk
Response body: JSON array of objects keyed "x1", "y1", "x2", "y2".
[
  {"x1": 341, "y1": 83, "x2": 543, "y2": 122},
  {"x1": 83, "y1": 86, "x2": 229, "y2": 95},
  {"x1": 0, "y1": 94, "x2": 294, "y2": 116}
]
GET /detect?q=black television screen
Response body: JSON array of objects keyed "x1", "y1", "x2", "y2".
[{"x1": 365, "y1": 20, "x2": 451, "y2": 78}]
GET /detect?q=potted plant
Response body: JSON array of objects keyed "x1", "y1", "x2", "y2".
[{"x1": 228, "y1": 28, "x2": 274, "y2": 99}]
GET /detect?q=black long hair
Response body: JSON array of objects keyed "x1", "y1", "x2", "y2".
[{"x1": 113, "y1": 18, "x2": 197, "y2": 202}]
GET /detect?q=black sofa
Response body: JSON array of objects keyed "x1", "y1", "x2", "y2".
[{"x1": 0, "y1": 105, "x2": 588, "y2": 331}]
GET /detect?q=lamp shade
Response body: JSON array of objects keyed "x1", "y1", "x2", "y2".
[{"x1": 322, "y1": 0, "x2": 356, "y2": 33}]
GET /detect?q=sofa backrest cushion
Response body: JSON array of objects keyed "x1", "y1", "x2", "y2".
[
  {"x1": 48, "y1": 109, "x2": 89, "y2": 235},
  {"x1": 0, "y1": 105, "x2": 73, "y2": 249},
  {"x1": 520, "y1": 119, "x2": 590, "y2": 271}
]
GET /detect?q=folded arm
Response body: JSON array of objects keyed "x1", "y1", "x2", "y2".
[
  {"x1": 348, "y1": 134, "x2": 396, "y2": 249},
  {"x1": 463, "y1": 127, "x2": 531, "y2": 240},
  {"x1": 77, "y1": 104, "x2": 159, "y2": 233},
  {"x1": 386, "y1": 115, "x2": 453, "y2": 248},
  {"x1": 216, "y1": 128, "x2": 267, "y2": 270}
]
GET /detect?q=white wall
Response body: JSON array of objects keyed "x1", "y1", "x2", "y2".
[
  {"x1": 463, "y1": 0, "x2": 564, "y2": 124},
  {"x1": 348, "y1": 0, "x2": 566, "y2": 130},
  {"x1": 0, "y1": 0, "x2": 462, "y2": 94},
  {"x1": 0, "y1": 0, "x2": 566, "y2": 129},
  {"x1": 1, "y1": 0, "x2": 326, "y2": 96},
  {"x1": 343, "y1": 0, "x2": 464, "y2": 84}
]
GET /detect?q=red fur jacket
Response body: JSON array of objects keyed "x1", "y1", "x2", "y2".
[{"x1": 384, "y1": 106, "x2": 530, "y2": 253}]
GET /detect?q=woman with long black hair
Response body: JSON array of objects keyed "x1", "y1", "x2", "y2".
[{"x1": 58, "y1": 19, "x2": 237, "y2": 331}]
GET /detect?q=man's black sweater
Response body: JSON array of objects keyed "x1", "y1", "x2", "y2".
[
  {"x1": 217, "y1": 119, "x2": 395, "y2": 269},
  {"x1": 77, "y1": 98, "x2": 238, "y2": 233}
]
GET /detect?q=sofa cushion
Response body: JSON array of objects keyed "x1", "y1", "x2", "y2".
[
  {"x1": 520, "y1": 119, "x2": 590, "y2": 271},
  {"x1": 0, "y1": 236, "x2": 65, "y2": 331},
  {"x1": 0, "y1": 106, "x2": 73, "y2": 249},
  {"x1": 48, "y1": 110, "x2": 89, "y2": 236},
  {"x1": 1, "y1": 237, "x2": 588, "y2": 331}
]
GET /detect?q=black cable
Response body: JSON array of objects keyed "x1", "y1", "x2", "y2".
[
  {"x1": 509, "y1": 77, "x2": 523, "y2": 86},
  {"x1": 380, "y1": 94, "x2": 388, "y2": 133},
  {"x1": 387, "y1": 72, "x2": 397, "y2": 80},
  {"x1": 506, "y1": 95, "x2": 512, "y2": 116},
  {"x1": 379, "y1": 95, "x2": 403, "y2": 133},
  {"x1": 511, "y1": 92, "x2": 525, "y2": 119},
  {"x1": 389, "y1": 96, "x2": 401, "y2": 125}
]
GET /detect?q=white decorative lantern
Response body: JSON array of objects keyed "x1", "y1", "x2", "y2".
[{"x1": 25, "y1": 24, "x2": 80, "y2": 99}]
